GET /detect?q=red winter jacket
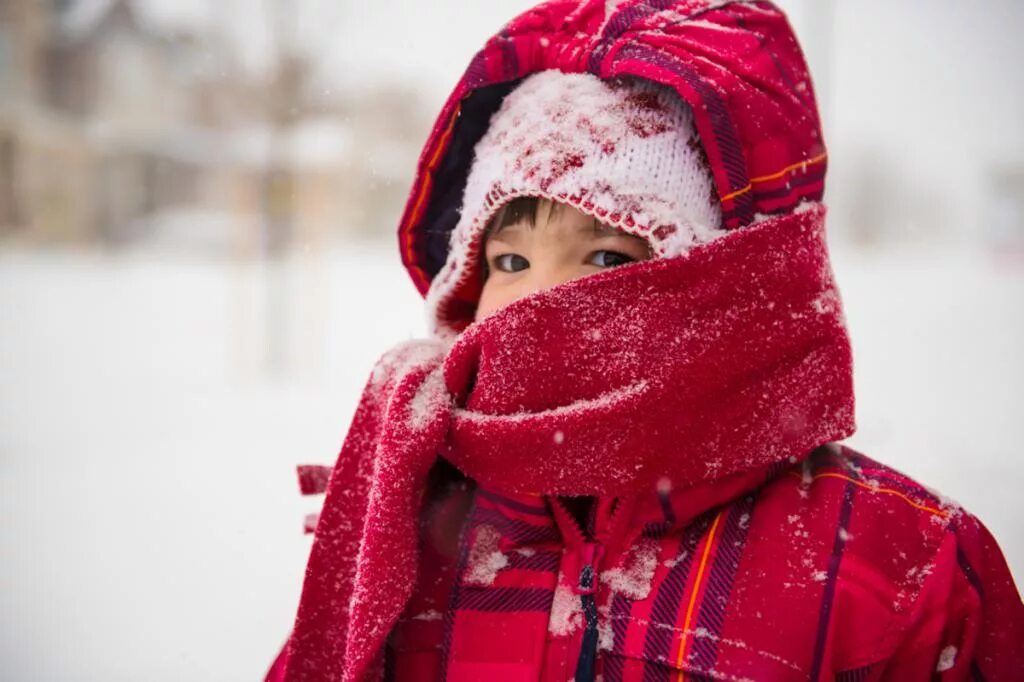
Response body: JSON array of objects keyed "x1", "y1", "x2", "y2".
[{"x1": 387, "y1": 446, "x2": 1023, "y2": 680}]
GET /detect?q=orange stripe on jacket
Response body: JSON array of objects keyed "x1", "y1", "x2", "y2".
[
  {"x1": 720, "y1": 152, "x2": 827, "y2": 202},
  {"x1": 674, "y1": 509, "x2": 725, "y2": 678}
]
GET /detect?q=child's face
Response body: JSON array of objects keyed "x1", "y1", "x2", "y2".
[{"x1": 475, "y1": 200, "x2": 652, "y2": 321}]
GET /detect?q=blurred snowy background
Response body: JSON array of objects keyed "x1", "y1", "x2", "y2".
[{"x1": 1, "y1": 0, "x2": 1022, "y2": 680}]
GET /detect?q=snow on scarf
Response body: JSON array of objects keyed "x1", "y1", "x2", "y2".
[{"x1": 272, "y1": 203, "x2": 855, "y2": 681}]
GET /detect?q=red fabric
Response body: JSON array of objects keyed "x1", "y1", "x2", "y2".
[
  {"x1": 297, "y1": 465, "x2": 332, "y2": 496},
  {"x1": 271, "y1": 205, "x2": 855, "y2": 681},
  {"x1": 389, "y1": 447, "x2": 1024, "y2": 681}
]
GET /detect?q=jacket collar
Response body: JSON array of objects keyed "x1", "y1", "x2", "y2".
[{"x1": 474, "y1": 461, "x2": 776, "y2": 558}]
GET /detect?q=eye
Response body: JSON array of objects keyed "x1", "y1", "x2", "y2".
[
  {"x1": 493, "y1": 253, "x2": 530, "y2": 273},
  {"x1": 589, "y1": 250, "x2": 635, "y2": 268}
]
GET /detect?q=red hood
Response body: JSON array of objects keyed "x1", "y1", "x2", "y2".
[{"x1": 397, "y1": 0, "x2": 826, "y2": 302}]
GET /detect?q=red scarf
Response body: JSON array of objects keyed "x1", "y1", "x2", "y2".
[{"x1": 274, "y1": 204, "x2": 854, "y2": 681}]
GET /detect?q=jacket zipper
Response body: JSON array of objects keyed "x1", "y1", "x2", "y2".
[
  {"x1": 575, "y1": 542, "x2": 601, "y2": 682},
  {"x1": 552, "y1": 497, "x2": 633, "y2": 682}
]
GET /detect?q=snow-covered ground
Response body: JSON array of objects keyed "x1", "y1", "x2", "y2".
[{"x1": 1, "y1": 241, "x2": 1021, "y2": 681}]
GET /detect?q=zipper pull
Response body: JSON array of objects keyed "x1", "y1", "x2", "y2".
[{"x1": 577, "y1": 543, "x2": 604, "y2": 595}]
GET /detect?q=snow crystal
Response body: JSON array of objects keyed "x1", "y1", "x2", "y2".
[
  {"x1": 923, "y1": 484, "x2": 966, "y2": 522},
  {"x1": 811, "y1": 288, "x2": 839, "y2": 315},
  {"x1": 737, "y1": 513, "x2": 750, "y2": 530},
  {"x1": 407, "y1": 365, "x2": 449, "y2": 430},
  {"x1": 370, "y1": 340, "x2": 446, "y2": 389},
  {"x1": 892, "y1": 589, "x2": 907, "y2": 611},
  {"x1": 811, "y1": 570, "x2": 828, "y2": 582},
  {"x1": 665, "y1": 625, "x2": 804, "y2": 675},
  {"x1": 454, "y1": 380, "x2": 649, "y2": 424},
  {"x1": 548, "y1": 582, "x2": 583, "y2": 636},
  {"x1": 514, "y1": 547, "x2": 536, "y2": 557},
  {"x1": 600, "y1": 538, "x2": 660, "y2": 600},
  {"x1": 594, "y1": 596, "x2": 617, "y2": 651},
  {"x1": 597, "y1": 618, "x2": 615, "y2": 651},
  {"x1": 914, "y1": 562, "x2": 935, "y2": 582},
  {"x1": 800, "y1": 460, "x2": 813, "y2": 486},
  {"x1": 553, "y1": 430, "x2": 565, "y2": 445},
  {"x1": 840, "y1": 454, "x2": 863, "y2": 476},
  {"x1": 411, "y1": 610, "x2": 443, "y2": 621},
  {"x1": 838, "y1": 527, "x2": 853, "y2": 542},
  {"x1": 463, "y1": 525, "x2": 509, "y2": 586},
  {"x1": 656, "y1": 476, "x2": 672, "y2": 494},
  {"x1": 682, "y1": 19, "x2": 746, "y2": 35},
  {"x1": 663, "y1": 549, "x2": 688, "y2": 568},
  {"x1": 797, "y1": 460, "x2": 813, "y2": 499},
  {"x1": 936, "y1": 645, "x2": 957, "y2": 672}
]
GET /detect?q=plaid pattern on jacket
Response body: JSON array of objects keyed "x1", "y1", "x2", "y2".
[{"x1": 387, "y1": 445, "x2": 1023, "y2": 680}]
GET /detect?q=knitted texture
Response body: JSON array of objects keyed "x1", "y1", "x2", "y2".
[{"x1": 426, "y1": 70, "x2": 723, "y2": 336}]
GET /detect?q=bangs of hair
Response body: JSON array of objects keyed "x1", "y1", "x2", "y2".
[{"x1": 486, "y1": 196, "x2": 562, "y2": 235}]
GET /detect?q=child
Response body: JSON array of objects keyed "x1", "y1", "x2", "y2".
[{"x1": 268, "y1": 2, "x2": 1023, "y2": 680}]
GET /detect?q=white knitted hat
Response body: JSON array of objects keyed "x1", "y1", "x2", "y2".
[{"x1": 427, "y1": 69, "x2": 724, "y2": 334}]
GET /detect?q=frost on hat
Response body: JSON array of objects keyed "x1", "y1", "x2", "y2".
[{"x1": 426, "y1": 69, "x2": 724, "y2": 335}]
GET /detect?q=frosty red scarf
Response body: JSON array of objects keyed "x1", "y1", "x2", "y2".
[{"x1": 274, "y1": 204, "x2": 855, "y2": 681}]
